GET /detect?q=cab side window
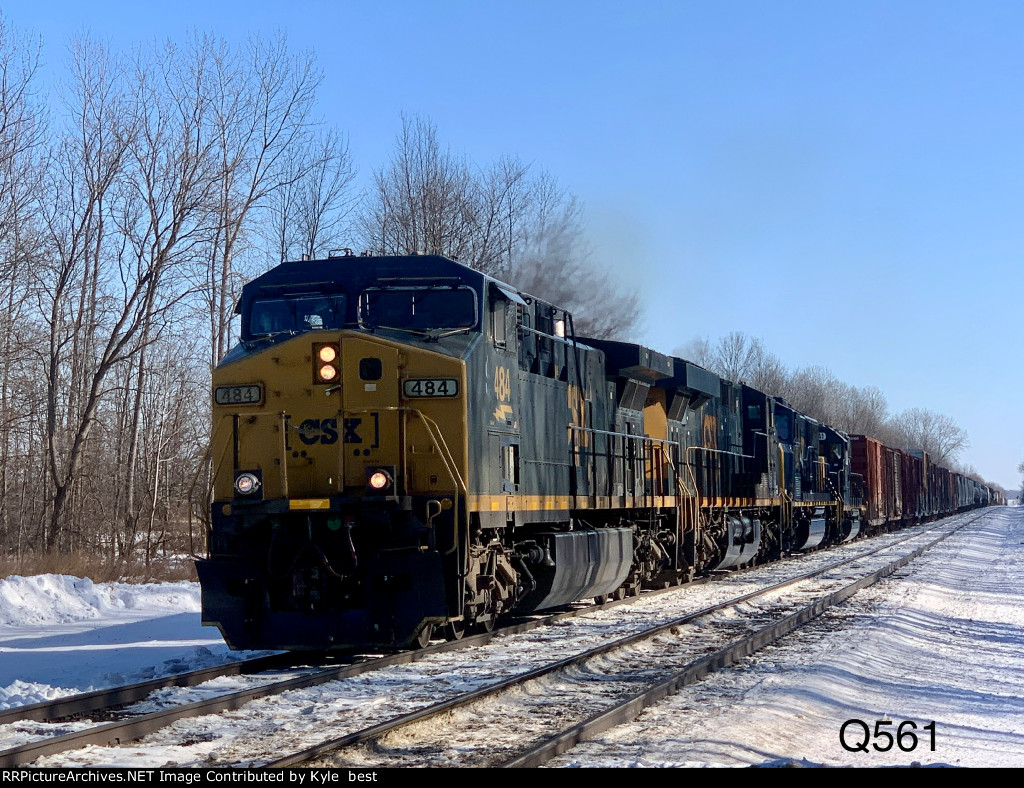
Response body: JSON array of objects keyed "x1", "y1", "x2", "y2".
[
  {"x1": 490, "y1": 287, "x2": 516, "y2": 352},
  {"x1": 517, "y1": 306, "x2": 536, "y2": 372}
]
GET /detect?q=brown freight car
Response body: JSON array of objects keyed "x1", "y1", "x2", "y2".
[
  {"x1": 899, "y1": 449, "x2": 924, "y2": 524},
  {"x1": 850, "y1": 434, "x2": 903, "y2": 529}
]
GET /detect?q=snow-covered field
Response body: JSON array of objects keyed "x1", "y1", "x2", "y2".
[
  {"x1": 3, "y1": 506, "x2": 1024, "y2": 767},
  {"x1": 0, "y1": 574, "x2": 248, "y2": 708},
  {"x1": 550, "y1": 506, "x2": 1024, "y2": 768}
]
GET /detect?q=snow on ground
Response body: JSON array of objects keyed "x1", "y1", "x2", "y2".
[
  {"x1": 0, "y1": 574, "x2": 248, "y2": 708},
  {"x1": 4, "y1": 507, "x2": 1024, "y2": 768},
  {"x1": 549, "y1": 506, "x2": 1024, "y2": 768}
]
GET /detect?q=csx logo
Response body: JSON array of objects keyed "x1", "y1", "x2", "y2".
[{"x1": 295, "y1": 417, "x2": 364, "y2": 445}]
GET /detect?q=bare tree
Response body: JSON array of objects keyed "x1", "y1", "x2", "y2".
[
  {"x1": 837, "y1": 384, "x2": 888, "y2": 437},
  {"x1": 0, "y1": 14, "x2": 46, "y2": 553},
  {"x1": 711, "y1": 332, "x2": 762, "y2": 384},
  {"x1": 887, "y1": 407, "x2": 969, "y2": 467},
  {"x1": 36, "y1": 32, "x2": 222, "y2": 554},
  {"x1": 36, "y1": 36, "x2": 137, "y2": 551},
  {"x1": 265, "y1": 128, "x2": 357, "y2": 263},
  {"x1": 747, "y1": 348, "x2": 787, "y2": 396},
  {"x1": 111, "y1": 35, "x2": 232, "y2": 562},
  {"x1": 133, "y1": 329, "x2": 208, "y2": 570},
  {"x1": 193, "y1": 32, "x2": 323, "y2": 368},
  {"x1": 0, "y1": 14, "x2": 45, "y2": 268},
  {"x1": 0, "y1": 20, "x2": 351, "y2": 568},
  {"x1": 678, "y1": 332, "x2": 785, "y2": 393},
  {"x1": 361, "y1": 116, "x2": 642, "y2": 339},
  {"x1": 782, "y1": 366, "x2": 848, "y2": 426},
  {"x1": 362, "y1": 115, "x2": 479, "y2": 262}
]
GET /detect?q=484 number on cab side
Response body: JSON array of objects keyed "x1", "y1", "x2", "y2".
[{"x1": 403, "y1": 378, "x2": 459, "y2": 398}]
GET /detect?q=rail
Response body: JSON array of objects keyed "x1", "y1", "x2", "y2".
[{"x1": 263, "y1": 515, "x2": 976, "y2": 768}]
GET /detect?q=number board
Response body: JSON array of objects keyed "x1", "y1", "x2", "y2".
[
  {"x1": 215, "y1": 384, "x2": 263, "y2": 405},
  {"x1": 403, "y1": 378, "x2": 459, "y2": 398}
]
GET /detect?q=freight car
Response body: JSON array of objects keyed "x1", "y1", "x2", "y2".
[{"x1": 196, "y1": 252, "x2": 999, "y2": 651}]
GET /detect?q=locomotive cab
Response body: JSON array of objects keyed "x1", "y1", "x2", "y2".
[
  {"x1": 198, "y1": 253, "x2": 635, "y2": 652},
  {"x1": 198, "y1": 255, "x2": 480, "y2": 651}
]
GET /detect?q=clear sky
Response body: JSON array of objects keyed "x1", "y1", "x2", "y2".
[{"x1": 5, "y1": 0, "x2": 1023, "y2": 489}]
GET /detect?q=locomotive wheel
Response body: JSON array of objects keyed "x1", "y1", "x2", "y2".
[
  {"x1": 613, "y1": 586, "x2": 628, "y2": 601},
  {"x1": 444, "y1": 619, "x2": 466, "y2": 641},
  {"x1": 414, "y1": 624, "x2": 434, "y2": 649},
  {"x1": 474, "y1": 616, "x2": 495, "y2": 634}
]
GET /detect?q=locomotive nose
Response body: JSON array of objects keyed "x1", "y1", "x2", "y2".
[{"x1": 330, "y1": 335, "x2": 401, "y2": 494}]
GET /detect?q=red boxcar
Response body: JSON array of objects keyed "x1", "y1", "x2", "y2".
[
  {"x1": 899, "y1": 450, "x2": 924, "y2": 524},
  {"x1": 851, "y1": 435, "x2": 903, "y2": 528}
]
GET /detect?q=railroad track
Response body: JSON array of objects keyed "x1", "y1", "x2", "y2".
[
  {"x1": 272, "y1": 513, "x2": 982, "y2": 768},
  {"x1": 0, "y1": 572, "x2": 673, "y2": 765},
  {"x1": 9, "y1": 512, "x2": 981, "y2": 767},
  {"x1": 0, "y1": 653, "x2": 295, "y2": 728},
  {"x1": 0, "y1": 535, "x2": 751, "y2": 764}
]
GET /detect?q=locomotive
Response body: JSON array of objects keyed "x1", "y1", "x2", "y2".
[{"x1": 196, "y1": 252, "x2": 1000, "y2": 651}]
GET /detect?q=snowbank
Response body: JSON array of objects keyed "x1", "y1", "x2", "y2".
[
  {"x1": 0, "y1": 574, "x2": 240, "y2": 709},
  {"x1": 0, "y1": 574, "x2": 200, "y2": 627}
]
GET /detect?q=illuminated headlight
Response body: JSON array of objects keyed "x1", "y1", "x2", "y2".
[
  {"x1": 364, "y1": 465, "x2": 396, "y2": 495},
  {"x1": 234, "y1": 472, "x2": 261, "y2": 496},
  {"x1": 313, "y1": 342, "x2": 341, "y2": 384}
]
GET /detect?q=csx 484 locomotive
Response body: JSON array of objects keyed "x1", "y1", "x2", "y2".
[{"x1": 197, "y1": 252, "x2": 998, "y2": 650}]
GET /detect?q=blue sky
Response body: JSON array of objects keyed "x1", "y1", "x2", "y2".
[{"x1": 6, "y1": 1, "x2": 1023, "y2": 489}]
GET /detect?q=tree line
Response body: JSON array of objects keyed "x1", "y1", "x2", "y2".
[
  {"x1": 0, "y1": 21, "x2": 639, "y2": 573},
  {"x1": 683, "y1": 331, "x2": 1002, "y2": 493},
  {"x1": 3, "y1": 19, "x2": 993, "y2": 575}
]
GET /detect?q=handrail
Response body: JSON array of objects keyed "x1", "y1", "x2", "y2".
[
  {"x1": 687, "y1": 445, "x2": 755, "y2": 460},
  {"x1": 211, "y1": 407, "x2": 466, "y2": 498},
  {"x1": 409, "y1": 409, "x2": 466, "y2": 561},
  {"x1": 569, "y1": 424, "x2": 678, "y2": 447},
  {"x1": 335, "y1": 406, "x2": 466, "y2": 495},
  {"x1": 210, "y1": 405, "x2": 467, "y2": 575}
]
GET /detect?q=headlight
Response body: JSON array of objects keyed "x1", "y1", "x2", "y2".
[
  {"x1": 364, "y1": 465, "x2": 396, "y2": 495},
  {"x1": 313, "y1": 343, "x2": 341, "y2": 384},
  {"x1": 234, "y1": 472, "x2": 261, "y2": 496}
]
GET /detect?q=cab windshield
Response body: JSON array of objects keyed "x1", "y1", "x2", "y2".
[
  {"x1": 359, "y1": 286, "x2": 477, "y2": 332},
  {"x1": 249, "y1": 295, "x2": 346, "y2": 337}
]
